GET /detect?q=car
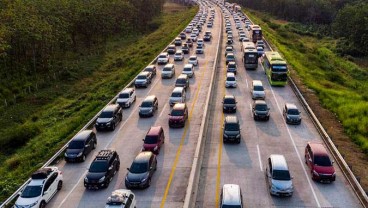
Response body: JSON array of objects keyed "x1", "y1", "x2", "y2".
[
  {"x1": 65, "y1": 130, "x2": 97, "y2": 162},
  {"x1": 189, "y1": 55, "x2": 199, "y2": 66},
  {"x1": 251, "y1": 80, "x2": 265, "y2": 100},
  {"x1": 181, "y1": 43, "x2": 190, "y2": 54},
  {"x1": 174, "y1": 50, "x2": 184, "y2": 61},
  {"x1": 220, "y1": 184, "x2": 243, "y2": 208},
  {"x1": 207, "y1": 22, "x2": 213, "y2": 27},
  {"x1": 169, "y1": 103, "x2": 188, "y2": 128},
  {"x1": 257, "y1": 46, "x2": 264, "y2": 57},
  {"x1": 157, "y1": 52, "x2": 169, "y2": 65},
  {"x1": 227, "y1": 38, "x2": 233, "y2": 45},
  {"x1": 144, "y1": 65, "x2": 157, "y2": 77},
  {"x1": 226, "y1": 53, "x2": 235, "y2": 64},
  {"x1": 174, "y1": 38, "x2": 182, "y2": 46},
  {"x1": 222, "y1": 95, "x2": 237, "y2": 113},
  {"x1": 192, "y1": 28, "x2": 199, "y2": 35},
  {"x1": 14, "y1": 167, "x2": 63, "y2": 208},
  {"x1": 190, "y1": 33, "x2": 197, "y2": 42},
  {"x1": 252, "y1": 100, "x2": 270, "y2": 121},
  {"x1": 180, "y1": 32, "x2": 186, "y2": 40},
  {"x1": 117, "y1": 88, "x2": 136, "y2": 108},
  {"x1": 266, "y1": 154, "x2": 294, "y2": 196},
  {"x1": 224, "y1": 46, "x2": 234, "y2": 57},
  {"x1": 95, "y1": 104, "x2": 122, "y2": 131},
  {"x1": 125, "y1": 151, "x2": 157, "y2": 189},
  {"x1": 139, "y1": 95, "x2": 158, "y2": 117},
  {"x1": 175, "y1": 74, "x2": 189, "y2": 90},
  {"x1": 169, "y1": 87, "x2": 186, "y2": 106},
  {"x1": 135, "y1": 71, "x2": 152, "y2": 88},
  {"x1": 225, "y1": 27, "x2": 231, "y2": 33},
  {"x1": 256, "y1": 40, "x2": 265, "y2": 48},
  {"x1": 105, "y1": 189, "x2": 136, "y2": 208},
  {"x1": 167, "y1": 44, "x2": 176, "y2": 54},
  {"x1": 197, "y1": 39, "x2": 204, "y2": 46},
  {"x1": 142, "y1": 126, "x2": 165, "y2": 154},
  {"x1": 182, "y1": 64, "x2": 195, "y2": 78},
  {"x1": 196, "y1": 45, "x2": 204, "y2": 54},
  {"x1": 283, "y1": 103, "x2": 302, "y2": 125},
  {"x1": 239, "y1": 34, "x2": 247, "y2": 41},
  {"x1": 84, "y1": 149, "x2": 120, "y2": 189},
  {"x1": 185, "y1": 27, "x2": 192, "y2": 33},
  {"x1": 305, "y1": 142, "x2": 336, "y2": 182},
  {"x1": 226, "y1": 61, "x2": 237, "y2": 75},
  {"x1": 186, "y1": 38, "x2": 193, "y2": 47},
  {"x1": 223, "y1": 116, "x2": 241, "y2": 143},
  {"x1": 225, "y1": 72, "x2": 237, "y2": 88},
  {"x1": 161, "y1": 64, "x2": 175, "y2": 79},
  {"x1": 204, "y1": 34, "x2": 211, "y2": 41}
]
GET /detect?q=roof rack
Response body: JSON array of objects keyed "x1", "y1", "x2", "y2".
[
  {"x1": 106, "y1": 190, "x2": 128, "y2": 205},
  {"x1": 96, "y1": 149, "x2": 114, "y2": 160},
  {"x1": 31, "y1": 167, "x2": 53, "y2": 179}
]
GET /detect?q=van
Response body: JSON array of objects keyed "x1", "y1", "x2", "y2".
[
  {"x1": 266, "y1": 154, "x2": 294, "y2": 196},
  {"x1": 220, "y1": 184, "x2": 243, "y2": 208},
  {"x1": 175, "y1": 74, "x2": 189, "y2": 90},
  {"x1": 142, "y1": 126, "x2": 165, "y2": 154},
  {"x1": 169, "y1": 87, "x2": 186, "y2": 106},
  {"x1": 225, "y1": 72, "x2": 237, "y2": 88},
  {"x1": 251, "y1": 80, "x2": 265, "y2": 99}
]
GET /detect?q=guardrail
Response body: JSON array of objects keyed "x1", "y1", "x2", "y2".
[
  {"x1": 242, "y1": 10, "x2": 368, "y2": 208},
  {"x1": 0, "y1": 4, "x2": 201, "y2": 208},
  {"x1": 183, "y1": 4, "x2": 223, "y2": 208}
]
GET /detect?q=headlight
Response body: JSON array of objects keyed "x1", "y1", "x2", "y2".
[
  {"x1": 29, "y1": 200, "x2": 39, "y2": 207},
  {"x1": 84, "y1": 177, "x2": 89, "y2": 182},
  {"x1": 154, "y1": 146, "x2": 158, "y2": 151},
  {"x1": 332, "y1": 172, "x2": 336, "y2": 177},
  {"x1": 223, "y1": 134, "x2": 228, "y2": 138},
  {"x1": 64, "y1": 153, "x2": 68, "y2": 157},
  {"x1": 286, "y1": 116, "x2": 291, "y2": 120},
  {"x1": 77, "y1": 152, "x2": 83, "y2": 157},
  {"x1": 106, "y1": 121, "x2": 111, "y2": 125},
  {"x1": 141, "y1": 178, "x2": 148, "y2": 183},
  {"x1": 98, "y1": 176, "x2": 106, "y2": 183},
  {"x1": 148, "y1": 109, "x2": 153, "y2": 112},
  {"x1": 313, "y1": 170, "x2": 319, "y2": 176},
  {"x1": 236, "y1": 134, "x2": 240, "y2": 138},
  {"x1": 125, "y1": 176, "x2": 129, "y2": 182},
  {"x1": 271, "y1": 184, "x2": 278, "y2": 190}
]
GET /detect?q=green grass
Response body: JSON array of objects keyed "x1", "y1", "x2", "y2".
[
  {"x1": 0, "y1": 5, "x2": 198, "y2": 201},
  {"x1": 245, "y1": 10, "x2": 368, "y2": 153}
]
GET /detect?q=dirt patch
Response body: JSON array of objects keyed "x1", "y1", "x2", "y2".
[
  {"x1": 164, "y1": 2, "x2": 190, "y2": 13},
  {"x1": 290, "y1": 70, "x2": 368, "y2": 193}
]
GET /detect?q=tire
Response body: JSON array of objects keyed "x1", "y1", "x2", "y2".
[
  {"x1": 116, "y1": 163, "x2": 120, "y2": 171},
  {"x1": 82, "y1": 154, "x2": 86, "y2": 162},
  {"x1": 39, "y1": 201, "x2": 46, "y2": 208},
  {"x1": 92, "y1": 141, "x2": 96, "y2": 149},
  {"x1": 111, "y1": 123, "x2": 115, "y2": 131},
  {"x1": 57, "y1": 181, "x2": 63, "y2": 190},
  {"x1": 147, "y1": 178, "x2": 152, "y2": 188}
]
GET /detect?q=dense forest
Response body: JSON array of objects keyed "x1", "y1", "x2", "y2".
[
  {"x1": 229, "y1": 0, "x2": 368, "y2": 56},
  {"x1": 0, "y1": 0, "x2": 165, "y2": 100}
]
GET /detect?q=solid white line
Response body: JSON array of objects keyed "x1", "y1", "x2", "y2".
[
  {"x1": 245, "y1": 78, "x2": 249, "y2": 89},
  {"x1": 257, "y1": 144, "x2": 263, "y2": 172},
  {"x1": 159, "y1": 103, "x2": 168, "y2": 118},
  {"x1": 249, "y1": 103, "x2": 253, "y2": 115}
]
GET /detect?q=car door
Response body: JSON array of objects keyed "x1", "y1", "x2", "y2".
[
  {"x1": 266, "y1": 159, "x2": 272, "y2": 188},
  {"x1": 42, "y1": 178, "x2": 53, "y2": 202},
  {"x1": 85, "y1": 136, "x2": 92, "y2": 154},
  {"x1": 306, "y1": 146, "x2": 314, "y2": 169}
]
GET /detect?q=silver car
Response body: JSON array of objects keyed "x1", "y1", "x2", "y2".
[
  {"x1": 182, "y1": 64, "x2": 194, "y2": 78},
  {"x1": 251, "y1": 80, "x2": 265, "y2": 99},
  {"x1": 266, "y1": 154, "x2": 294, "y2": 197},
  {"x1": 161, "y1": 64, "x2": 175, "y2": 79}
]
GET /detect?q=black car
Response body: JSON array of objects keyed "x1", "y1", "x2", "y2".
[
  {"x1": 125, "y1": 151, "x2": 157, "y2": 189},
  {"x1": 167, "y1": 44, "x2": 176, "y2": 54},
  {"x1": 180, "y1": 32, "x2": 186, "y2": 40},
  {"x1": 95, "y1": 104, "x2": 122, "y2": 131},
  {"x1": 84, "y1": 150, "x2": 120, "y2": 189},
  {"x1": 252, "y1": 100, "x2": 270, "y2": 121},
  {"x1": 283, "y1": 103, "x2": 301, "y2": 125},
  {"x1": 186, "y1": 38, "x2": 193, "y2": 47},
  {"x1": 181, "y1": 43, "x2": 190, "y2": 54},
  {"x1": 204, "y1": 34, "x2": 211, "y2": 41},
  {"x1": 226, "y1": 61, "x2": 237, "y2": 75},
  {"x1": 65, "y1": 130, "x2": 97, "y2": 162},
  {"x1": 139, "y1": 95, "x2": 158, "y2": 117},
  {"x1": 144, "y1": 65, "x2": 157, "y2": 77},
  {"x1": 222, "y1": 95, "x2": 237, "y2": 113},
  {"x1": 223, "y1": 116, "x2": 241, "y2": 144}
]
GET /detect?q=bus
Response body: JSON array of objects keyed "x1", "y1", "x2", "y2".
[
  {"x1": 241, "y1": 41, "x2": 255, "y2": 52},
  {"x1": 243, "y1": 48, "x2": 258, "y2": 69},
  {"x1": 250, "y1": 25, "x2": 262, "y2": 43},
  {"x1": 262, "y1": 51, "x2": 289, "y2": 86}
]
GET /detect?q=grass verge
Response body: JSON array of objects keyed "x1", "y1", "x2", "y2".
[{"x1": 0, "y1": 4, "x2": 198, "y2": 201}]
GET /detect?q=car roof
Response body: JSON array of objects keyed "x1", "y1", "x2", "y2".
[
  {"x1": 222, "y1": 184, "x2": 241, "y2": 205},
  {"x1": 144, "y1": 95, "x2": 156, "y2": 102},
  {"x1": 145, "y1": 65, "x2": 155, "y2": 69},
  {"x1": 226, "y1": 72, "x2": 235, "y2": 77},
  {"x1": 138, "y1": 71, "x2": 150, "y2": 76},
  {"x1": 225, "y1": 115, "x2": 238, "y2": 124},
  {"x1": 147, "y1": 126, "x2": 162, "y2": 136},
  {"x1": 121, "y1": 88, "x2": 134, "y2": 94},
  {"x1": 178, "y1": 74, "x2": 188, "y2": 79},
  {"x1": 184, "y1": 64, "x2": 193, "y2": 68},
  {"x1": 176, "y1": 50, "x2": 183, "y2": 53},
  {"x1": 73, "y1": 130, "x2": 93, "y2": 141},
  {"x1": 189, "y1": 55, "x2": 197, "y2": 59},
  {"x1": 103, "y1": 104, "x2": 119, "y2": 112},
  {"x1": 224, "y1": 95, "x2": 235, "y2": 100},
  {"x1": 255, "y1": 100, "x2": 267, "y2": 105},
  {"x1": 270, "y1": 154, "x2": 288, "y2": 170},
  {"x1": 252, "y1": 80, "x2": 263, "y2": 86},
  {"x1": 165, "y1": 63, "x2": 174, "y2": 68},
  {"x1": 173, "y1": 103, "x2": 186, "y2": 110},
  {"x1": 308, "y1": 142, "x2": 329, "y2": 156},
  {"x1": 227, "y1": 53, "x2": 234, "y2": 56},
  {"x1": 228, "y1": 61, "x2": 236, "y2": 65},
  {"x1": 134, "y1": 151, "x2": 152, "y2": 163},
  {"x1": 173, "y1": 87, "x2": 184, "y2": 92},
  {"x1": 160, "y1": 52, "x2": 168, "y2": 55},
  {"x1": 285, "y1": 103, "x2": 298, "y2": 110}
]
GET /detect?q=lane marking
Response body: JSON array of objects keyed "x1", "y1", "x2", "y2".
[
  {"x1": 159, "y1": 103, "x2": 168, "y2": 118},
  {"x1": 245, "y1": 77, "x2": 249, "y2": 89},
  {"x1": 257, "y1": 144, "x2": 263, "y2": 172}
]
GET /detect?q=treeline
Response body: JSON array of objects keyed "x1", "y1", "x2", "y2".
[
  {"x1": 230, "y1": 0, "x2": 368, "y2": 56},
  {"x1": 0, "y1": 0, "x2": 165, "y2": 98}
]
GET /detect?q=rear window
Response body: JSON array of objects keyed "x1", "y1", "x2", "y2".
[{"x1": 119, "y1": 93, "x2": 129, "y2": 98}]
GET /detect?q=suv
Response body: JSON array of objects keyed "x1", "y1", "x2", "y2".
[
  {"x1": 125, "y1": 151, "x2": 157, "y2": 189},
  {"x1": 266, "y1": 154, "x2": 294, "y2": 196},
  {"x1": 169, "y1": 87, "x2": 186, "y2": 106},
  {"x1": 161, "y1": 64, "x2": 175, "y2": 79},
  {"x1": 305, "y1": 142, "x2": 336, "y2": 182},
  {"x1": 105, "y1": 189, "x2": 136, "y2": 208},
  {"x1": 220, "y1": 184, "x2": 243, "y2": 208},
  {"x1": 251, "y1": 80, "x2": 265, "y2": 100},
  {"x1": 139, "y1": 95, "x2": 158, "y2": 117},
  {"x1": 175, "y1": 74, "x2": 189, "y2": 90},
  {"x1": 222, "y1": 95, "x2": 237, "y2": 113},
  {"x1": 144, "y1": 65, "x2": 157, "y2": 77},
  {"x1": 135, "y1": 71, "x2": 152, "y2": 88},
  {"x1": 95, "y1": 104, "x2": 122, "y2": 131},
  {"x1": 223, "y1": 116, "x2": 241, "y2": 143},
  {"x1": 169, "y1": 103, "x2": 188, "y2": 128},
  {"x1": 182, "y1": 64, "x2": 195, "y2": 78},
  {"x1": 117, "y1": 88, "x2": 136, "y2": 108},
  {"x1": 174, "y1": 50, "x2": 184, "y2": 61},
  {"x1": 226, "y1": 61, "x2": 237, "y2": 75},
  {"x1": 142, "y1": 126, "x2": 165, "y2": 154},
  {"x1": 167, "y1": 44, "x2": 176, "y2": 54},
  {"x1": 252, "y1": 100, "x2": 270, "y2": 121},
  {"x1": 157, "y1": 52, "x2": 169, "y2": 65},
  {"x1": 174, "y1": 38, "x2": 182, "y2": 46},
  {"x1": 15, "y1": 167, "x2": 63, "y2": 208},
  {"x1": 65, "y1": 130, "x2": 97, "y2": 162},
  {"x1": 283, "y1": 103, "x2": 302, "y2": 125},
  {"x1": 84, "y1": 149, "x2": 120, "y2": 189}
]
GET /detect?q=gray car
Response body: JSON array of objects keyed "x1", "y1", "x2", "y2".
[
  {"x1": 266, "y1": 154, "x2": 294, "y2": 197},
  {"x1": 223, "y1": 116, "x2": 241, "y2": 144},
  {"x1": 283, "y1": 103, "x2": 302, "y2": 125},
  {"x1": 252, "y1": 100, "x2": 270, "y2": 121}
]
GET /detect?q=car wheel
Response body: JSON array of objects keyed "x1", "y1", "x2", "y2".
[
  {"x1": 147, "y1": 178, "x2": 152, "y2": 188},
  {"x1": 82, "y1": 154, "x2": 86, "y2": 162},
  {"x1": 57, "y1": 181, "x2": 63, "y2": 190},
  {"x1": 92, "y1": 142, "x2": 96, "y2": 149},
  {"x1": 39, "y1": 201, "x2": 46, "y2": 208},
  {"x1": 116, "y1": 163, "x2": 120, "y2": 171},
  {"x1": 111, "y1": 123, "x2": 116, "y2": 131}
]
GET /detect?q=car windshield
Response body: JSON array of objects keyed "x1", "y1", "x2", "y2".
[
  {"x1": 222, "y1": 205, "x2": 241, "y2": 208},
  {"x1": 272, "y1": 170, "x2": 291, "y2": 180},
  {"x1": 141, "y1": 101, "x2": 152, "y2": 108},
  {"x1": 163, "y1": 67, "x2": 172, "y2": 71},
  {"x1": 287, "y1": 109, "x2": 300, "y2": 115},
  {"x1": 227, "y1": 77, "x2": 235, "y2": 81},
  {"x1": 130, "y1": 162, "x2": 148, "y2": 174},
  {"x1": 224, "y1": 98, "x2": 235, "y2": 104},
  {"x1": 228, "y1": 64, "x2": 236, "y2": 68},
  {"x1": 171, "y1": 92, "x2": 182, "y2": 97},
  {"x1": 255, "y1": 104, "x2": 268, "y2": 111},
  {"x1": 227, "y1": 55, "x2": 234, "y2": 59},
  {"x1": 175, "y1": 53, "x2": 182, "y2": 56},
  {"x1": 184, "y1": 67, "x2": 192, "y2": 71},
  {"x1": 144, "y1": 136, "x2": 158, "y2": 144},
  {"x1": 171, "y1": 109, "x2": 184, "y2": 116},
  {"x1": 176, "y1": 79, "x2": 186, "y2": 84},
  {"x1": 189, "y1": 57, "x2": 197, "y2": 61},
  {"x1": 144, "y1": 67, "x2": 154, "y2": 72},
  {"x1": 137, "y1": 75, "x2": 147, "y2": 79},
  {"x1": 226, "y1": 48, "x2": 232, "y2": 52},
  {"x1": 68, "y1": 141, "x2": 84, "y2": 149},
  {"x1": 225, "y1": 123, "x2": 239, "y2": 131},
  {"x1": 119, "y1": 93, "x2": 129, "y2": 98},
  {"x1": 21, "y1": 185, "x2": 42, "y2": 198},
  {"x1": 254, "y1": 86, "x2": 264, "y2": 91},
  {"x1": 89, "y1": 161, "x2": 108, "y2": 173},
  {"x1": 159, "y1": 55, "x2": 166, "y2": 58},
  {"x1": 99, "y1": 111, "x2": 113, "y2": 118},
  {"x1": 314, "y1": 155, "x2": 332, "y2": 166}
]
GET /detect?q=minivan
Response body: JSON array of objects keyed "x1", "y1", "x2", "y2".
[
  {"x1": 117, "y1": 88, "x2": 136, "y2": 108},
  {"x1": 266, "y1": 154, "x2": 294, "y2": 196},
  {"x1": 223, "y1": 116, "x2": 241, "y2": 143},
  {"x1": 65, "y1": 130, "x2": 97, "y2": 162},
  {"x1": 169, "y1": 87, "x2": 186, "y2": 106},
  {"x1": 142, "y1": 126, "x2": 165, "y2": 154},
  {"x1": 251, "y1": 80, "x2": 265, "y2": 99},
  {"x1": 225, "y1": 72, "x2": 237, "y2": 88},
  {"x1": 175, "y1": 74, "x2": 189, "y2": 90},
  {"x1": 220, "y1": 184, "x2": 243, "y2": 208},
  {"x1": 305, "y1": 142, "x2": 336, "y2": 182}
]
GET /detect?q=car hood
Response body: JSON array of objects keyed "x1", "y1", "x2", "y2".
[
  {"x1": 314, "y1": 165, "x2": 335, "y2": 174},
  {"x1": 66, "y1": 148, "x2": 83, "y2": 155},
  {"x1": 96, "y1": 118, "x2": 113, "y2": 124},
  {"x1": 287, "y1": 115, "x2": 301, "y2": 120},
  {"x1": 135, "y1": 79, "x2": 146, "y2": 83},
  {"x1": 15, "y1": 196, "x2": 40, "y2": 206},
  {"x1": 117, "y1": 98, "x2": 129, "y2": 103},
  {"x1": 224, "y1": 130, "x2": 240, "y2": 136},
  {"x1": 271, "y1": 179, "x2": 293, "y2": 190},
  {"x1": 140, "y1": 107, "x2": 153, "y2": 112},
  {"x1": 86, "y1": 172, "x2": 106, "y2": 180},
  {"x1": 255, "y1": 110, "x2": 268, "y2": 115},
  {"x1": 126, "y1": 172, "x2": 149, "y2": 182}
]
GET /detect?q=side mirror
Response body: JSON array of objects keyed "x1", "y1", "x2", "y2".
[
  {"x1": 150, "y1": 167, "x2": 153, "y2": 170},
  {"x1": 85, "y1": 144, "x2": 89, "y2": 148},
  {"x1": 308, "y1": 158, "x2": 312, "y2": 162},
  {"x1": 127, "y1": 168, "x2": 130, "y2": 171},
  {"x1": 142, "y1": 139, "x2": 145, "y2": 142},
  {"x1": 108, "y1": 166, "x2": 113, "y2": 170},
  {"x1": 332, "y1": 161, "x2": 335, "y2": 164},
  {"x1": 18, "y1": 192, "x2": 22, "y2": 196},
  {"x1": 43, "y1": 191, "x2": 49, "y2": 196},
  {"x1": 168, "y1": 113, "x2": 171, "y2": 116},
  {"x1": 268, "y1": 108, "x2": 270, "y2": 110}
]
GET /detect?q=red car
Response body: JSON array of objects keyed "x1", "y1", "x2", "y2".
[
  {"x1": 142, "y1": 126, "x2": 165, "y2": 154},
  {"x1": 305, "y1": 142, "x2": 336, "y2": 182},
  {"x1": 169, "y1": 103, "x2": 188, "y2": 128}
]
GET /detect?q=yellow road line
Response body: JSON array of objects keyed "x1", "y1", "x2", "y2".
[{"x1": 160, "y1": 58, "x2": 208, "y2": 208}]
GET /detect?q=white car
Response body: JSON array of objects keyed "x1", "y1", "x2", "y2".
[
  {"x1": 182, "y1": 64, "x2": 195, "y2": 78},
  {"x1": 190, "y1": 34, "x2": 197, "y2": 42},
  {"x1": 192, "y1": 28, "x2": 200, "y2": 35},
  {"x1": 105, "y1": 189, "x2": 136, "y2": 208},
  {"x1": 15, "y1": 167, "x2": 63, "y2": 208},
  {"x1": 161, "y1": 64, "x2": 175, "y2": 79},
  {"x1": 174, "y1": 50, "x2": 184, "y2": 61},
  {"x1": 117, "y1": 88, "x2": 136, "y2": 108},
  {"x1": 188, "y1": 55, "x2": 199, "y2": 66},
  {"x1": 157, "y1": 52, "x2": 169, "y2": 65},
  {"x1": 185, "y1": 27, "x2": 192, "y2": 33},
  {"x1": 225, "y1": 72, "x2": 237, "y2": 88},
  {"x1": 251, "y1": 80, "x2": 265, "y2": 99}
]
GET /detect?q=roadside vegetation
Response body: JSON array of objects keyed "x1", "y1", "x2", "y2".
[{"x1": 0, "y1": 2, "x2": 198, "y2": 201}]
